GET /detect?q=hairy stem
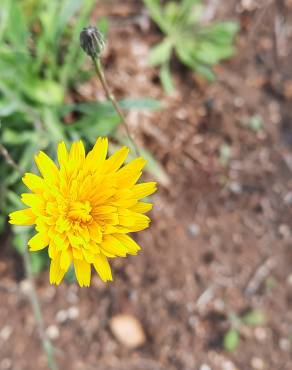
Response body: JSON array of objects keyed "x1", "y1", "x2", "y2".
[{"x1": 91, "y1": 57, "x2": 140, "y2": 157}]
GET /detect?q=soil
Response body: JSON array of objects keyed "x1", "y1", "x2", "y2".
[{"x1": 1, "y1": 1, "x2": 292, "y2": 370}]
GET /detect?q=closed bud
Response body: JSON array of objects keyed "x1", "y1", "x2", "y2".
[{"x1": 80, "y1": 26, "x2": 105, "y2": 58}]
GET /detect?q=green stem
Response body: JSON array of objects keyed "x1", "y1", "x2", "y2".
[
  {"x1": 0, "y1": 143, "x2": 58, "y2": 370},
  {"x1": 91, "y1": 57, "x2": 140, "y2": 157},
  {"x1": 23, "y1": 246, "x2": 58, "y2": 370}
]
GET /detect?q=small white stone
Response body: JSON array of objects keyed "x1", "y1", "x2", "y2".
[
  {"x1": 287, "y1": 274, "x2": 292, "y2": 285},
  {"x1": 222, "y1": 360, "x2": 237, "y2": 370},
  {"x1": 56, "y1": 309, "x2": 68, "y2": 323},
  {"x1": 254, "y1": 327, "x2": 267, "y2": 342},
  {"x1": 19, "y1": 279, "x2": 32, "y2": 295},
  {"x1": 67, "y1": 306, "x2": 79, "y2": 320},
  {"x1": 279, "y1": 338, "x2": 291, "y2": 352},
  {"x1": 110, "y1": 314, "x2": 146, "y2": 349},
  {"x1": 0, "y1": 326, "x2": 12, "y2": 341},
  {"x1": 229, "y1": 182, "x2": 242, "y2": 194},
  {"x1": 251, "y1": 357, "x2": 264, "y2": 370},
  {"x1": 200, "y1": 364, "x2": 212, "y2": 370},
  {"x1": 0, "y1": 358, "x2": 12, "y2": 370},
  {"x1": 188, "y1": 223, "x2": 200, "y2": 237},
  {"x1": 46, "y1": 325, "x2": 60, "y2": 340}
]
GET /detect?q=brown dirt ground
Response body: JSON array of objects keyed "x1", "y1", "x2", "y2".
[{"x1": 1, "y1": 1, "x2": 292, "y2": 370}]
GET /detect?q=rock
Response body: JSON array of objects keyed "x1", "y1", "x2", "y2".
[
  {"x1": 254, "y1": 327, "x2": 267, "y2": 342},
  {"x1": 279, "y1": 338, "x2": 291, "y2": 352},
  {"x1": 187, "y1": 223, "x2": 200, "y2": 237},
  {"x1": 0, "y1": 326, "x2": 12, "y2": 341},
  {"x1": 56, "y1": 310, "x2": 68, "y2": 324},
  {"x1": 56, "y1": 306, "x2": 79, "y2": 323},
  {"x1": 46, "y1": 325, "x2": 59, "y2": 340},
  {"x1": 110, "y1": 314, "x2": 146, "y2": 349},
  {"x1": 67, "y1": 306, "x2": 79, "y2": 320},
  {"x1": 200, "y1": 364, "x2": 212, "y2": 370},
  {"x1": 251, "y1": 357, "x2": 264, "y2": 370}
]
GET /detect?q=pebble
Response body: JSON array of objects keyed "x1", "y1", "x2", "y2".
[
  {"x1": 283, "y1": 192, "x2": 292, "y2": 205},
  {"x1": 251, "y1": 357, "x2": 264, "y2": 370},
  {"x1": 110, "y1": 314, "x2": 146, "y2": 349},
  {"x1": 229, "y1": 182, "x2": 242, "y2": 194},
  {"x1": 0, "y1": 358, "x2": 12, "y2": 370},
  {"x1": 279, "y1": 338, "x2": 291, "y2": 352},
  {"x1": 222, "y1": 360, "x2": 238, "y2": 370},
  {"x1": 56, "y1": 306, "x2": 79, "y2": 323},
  {"x1": 200, "y1": 364, "x2": 212, "y2": 370},
  {"x1": 254, "y1": 327, "x2": 267, "y2": 342},
  {"x1": 287, "y1": 274, "x2": 292, "y2": 286},
  {"x1": 46, "y1": 325, "x2": 59, "y2": 340},
  {"x1": 67, "y1": 306, "x2": 79, "y2": 320},
  {"x1": 279, "y1": 224, "x2": 290, "y2": 239},
  {"x1": 56, "y1": 310, "x2": 68, "y2": 323},
  {"x1": 0, "y1": 326, "x2": 12, "y2": 341},
  {"x1": 187, "y1": 223, "x2": 201, "y2": 237},
  {"x1": 19, "y1": 279, "x2": 32, "y2": 295}
]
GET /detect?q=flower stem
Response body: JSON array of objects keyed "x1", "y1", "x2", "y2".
[
  {"x1": 0, "y1": 143, "x2": 58, "y2": 370},
  {"x1": 91, "y1": 56, "x2": 140, "y2": 157},
  {"x1": 22, "y1": 245, "x2": 58, "y2": 370}
]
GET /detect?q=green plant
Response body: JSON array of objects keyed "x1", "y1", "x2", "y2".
[
  {"x1": 144, "y1": 0, "x2": 239, "y2": 92},
  {"x1": 223, "y1": 310, "x2": 266, "y2": 352},
  {"x1": 0, "y1": 0, "x2": 163, "y2": 272}
]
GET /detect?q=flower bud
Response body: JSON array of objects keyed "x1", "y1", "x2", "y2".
[{"x1": 80, "y1": 26, "x2": 105, "y2": 58}]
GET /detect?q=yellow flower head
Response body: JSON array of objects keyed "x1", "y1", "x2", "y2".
[{"x1": 9, "y1": 138, "x2": 157, "y2": 286}]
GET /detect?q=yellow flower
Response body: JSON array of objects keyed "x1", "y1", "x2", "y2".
[{"x1": 9, "y1": 138, "x2": 157, "y2": 287}]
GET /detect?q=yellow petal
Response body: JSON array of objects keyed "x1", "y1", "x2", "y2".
[
  {"x1": 74, "y1": 259, "x2": 91, "y2": 287},
  {"x1": 85, "y1": 137, "x2": 108, "y2": 172},
  {"x1": 22, "y1": 173, "x2": 45, "y2": 193},
  {"x1": 116, "y1": 158, "x2": 147, "y2": 188},
  {"x1": 104, "y1": 146, "x2": 129, "y2": 173},
  {"x1": 131, "y1": 182, "x2": 157, "y2": 200},
  {"x1": 35, "y1": 151, "x2": 59, "y2": 181},
  {"x1": 60, "y1": 248, "x2": 72, "y2": 271},
  {"x1": 69, "y1": 141, "x2": 85, "y2": 164},
  {"x1": 21, "y1": 194, "x2": 44, "y2": 214},
  {"x1": 9, "y1": 208, "x2": 36, "y2": 225},
  {"x1": 101, "y1": 235, "x2": 128, "y2": 257},
  {"x1": 130, "y1": 202, "x2": 153, "y2": 214},
  {"x1": 50, "y1": 253, "x2": 66, "y2": 285},
  {"x1": 93, "y1": 253, "x2": 112, "y2": 282},
  {"x1": 48, "y1": 243, "x2": 58, "y2": 259},
  {"x1": 57, "y1": 141, "x2": 68, "y2": 168},
  {"x1": 113, "y1": 234, "x2": 141, "y2": 254},
  {"x1": 28, "y1": 232, "x2": 49, "y2": 251}
]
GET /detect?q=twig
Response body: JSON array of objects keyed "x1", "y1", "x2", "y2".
[
  {"x1": 0, "y1": 144, "x2": 23, "y2": 174},
  {"x1": 91, "y1": 57, "x2": 140, "y2": 157},
  {"x1": 0, "y1": 143, "x2": 58, "y2": 370},
  {"x1": 244, "y1": 256, "x2": 276, "y2": 296}
]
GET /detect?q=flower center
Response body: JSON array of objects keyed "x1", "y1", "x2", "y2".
[{"x1": 68, "y1": 201, "x2": 92, "y2": 223}]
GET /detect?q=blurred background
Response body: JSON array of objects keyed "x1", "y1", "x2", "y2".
[{"x1": 0, "y1": 0, "x2": 292, "y2": 369}]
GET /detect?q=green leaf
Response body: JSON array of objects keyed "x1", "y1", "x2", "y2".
[
  {"x1": 143, "y1": 0, "x2": 170, "y2": 33},
  {"x1": 119, "y1": 98, "x2": 162, "y2": 110},
  {"x1": 241, "y1": 310, "x2": 266, "y2": 327},
  {"x1": 223, "y1": 329, "x2": 240, "y2": 352},
  {"x1": 24, "y1": 79, "x2": 64, "y2": 106},
  {"x1": 160, "y1": 64, "x2": 175, "y2": 94},
  {"x1": 149, "y1": 39, "x2": 173, "y2": 66}
]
